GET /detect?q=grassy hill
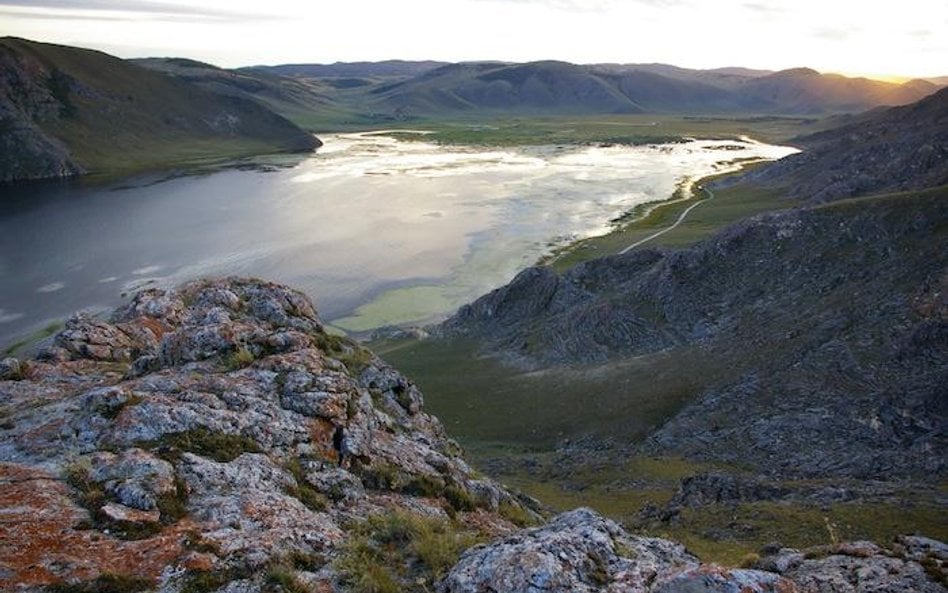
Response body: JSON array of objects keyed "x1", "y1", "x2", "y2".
[{"x1": 0, "y1": 37, "x2": 319, "y2": 181}]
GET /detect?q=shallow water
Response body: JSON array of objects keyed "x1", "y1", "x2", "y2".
[{"x1": 0, "y1": 132, "x2": 796, "y2": 346}]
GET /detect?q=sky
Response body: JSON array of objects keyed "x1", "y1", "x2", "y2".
[{"x1": 1, "y1": 0, "x2": 946, "y2": 79}]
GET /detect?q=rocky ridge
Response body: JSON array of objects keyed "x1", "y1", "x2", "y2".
[
  {"x1": 440, "y1": 508, "x2": 947, "y2": 593},
  {"x1": 0, "y1": 278, "x2": 532, "y2": 591},
  {"x1": 441, "y1": 188, "x2": 947, "y2": 481},
  {"x1": 1, "y1": 278, "x2": 945, "y2": 592}
]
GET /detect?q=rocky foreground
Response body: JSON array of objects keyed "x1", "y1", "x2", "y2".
[{"x1": 0, "y1": 278, "x2": 945, "y2": 592}]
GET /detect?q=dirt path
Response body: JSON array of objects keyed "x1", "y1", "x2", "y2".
[{"x1": 618, "y1": 186, "x2": 713, "y2": 254}]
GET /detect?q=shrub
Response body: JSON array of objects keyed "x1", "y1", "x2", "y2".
[
  {"x1": 402, "y1": 474, "x2": 446, "y2": 498},
  {"x1": 444, "y1": 485, "x2": 476, "y2": 512},
  {"x1": 265, "y1": 564, "x2": 312, "y2": 593},
  {"x1": 359, "y1": 462, "x2": 404, "y2": 491}
]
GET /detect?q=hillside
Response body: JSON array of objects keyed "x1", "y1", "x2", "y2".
[
  {"x1": 0, "y1": 38, "x2": 320, "y2": 182},
  {"x1": 376, "y1": 89, "x2": 948, "y2": 557},
  {"x1": 745, "y1": 87, "x2": 948, "y2": 202},
  {"x1": 428, "y1": 90, "x2": 948, "y2": 480},
  {"x1": 441, "y1": 187, "x2": 946, "y2": 479},
  {"x1": 133, "y1": 57, "x2": 373, "y2": 130}
]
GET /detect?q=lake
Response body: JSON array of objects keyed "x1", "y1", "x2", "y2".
[{"x1": 0, "y1": 132, "x2": 796, "y2": 347}]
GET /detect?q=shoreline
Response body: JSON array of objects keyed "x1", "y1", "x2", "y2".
[
  {"x1": 0, "y1": 137, "x2": 790, "y2": 350},
  {"x1": 543, "y1": 156, "x2": 777, "y2": 271}
]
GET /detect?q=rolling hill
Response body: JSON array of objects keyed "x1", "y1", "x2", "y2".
[
  {"x1": 358, "y1": 61, "x2": 937, "y2": 117},
  {"x1": 0, "y1": 37, "x2": 320, "y2": 182}
]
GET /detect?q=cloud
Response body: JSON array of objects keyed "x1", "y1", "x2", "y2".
[
  {"x1": 741, "y1": 2, "x2": 782, "y2": 13},
  {"x1": 0, "y1": 0, "x2": 281, "y2": 21},
  {"x1": 471, "y1": 0, "x2": 684, "y2": 12},
  {"x1": 812, "y1": 26, "x2": 860, "y2": 41}
]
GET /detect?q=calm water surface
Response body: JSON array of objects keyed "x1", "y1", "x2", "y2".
[{"x1": 0, "y1": 132, "x2": 796, "y2": 346}]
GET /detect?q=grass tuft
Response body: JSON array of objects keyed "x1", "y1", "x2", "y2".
[
  {"x1": 498, "y1": 500, "x2": 537, "y2": 527},
  {"x1": 223, "y1": 346, "x2": 256, "y2": 370},
  {"x1": 336, "y1": 510, "x2": 484, "y2": 593},
  {"x1": 141, "y1": 426, "x2": 261, "y2": 463}
]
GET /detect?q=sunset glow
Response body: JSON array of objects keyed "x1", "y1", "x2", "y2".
[{"x1": 1, "y1": 0, "x2": 945, "y2": 78}]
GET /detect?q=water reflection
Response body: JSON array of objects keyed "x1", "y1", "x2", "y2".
[{"x1": 0, "y1": 132, "x2": 796, "y2": 344}]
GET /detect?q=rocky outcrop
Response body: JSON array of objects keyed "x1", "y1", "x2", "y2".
[
  {"x1": 756, "y1": 537, "x2": 948, "y2": 593},
  {"x1": 0, "y1": 278, "x2": 534, "y2": 592},
  {"x1": 440, "y1": 508, "x2": 700, "y2": 593},
  {"x1": 1, "y1": 278, "x2": 945, "y2": 592},
  {"x1": 440, "y1": 507, "x2": 948, "y2": 593}
]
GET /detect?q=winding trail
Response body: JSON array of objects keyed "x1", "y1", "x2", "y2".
[{"x1": 618, "y1": 186, "x2": 713, "y2": 254}]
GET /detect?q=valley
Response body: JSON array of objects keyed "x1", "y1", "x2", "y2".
[
  {"x1": 0, "y1": 27, "x2": 945, "y2": 593},
  {"x1": 375, "y1": 91, "x2": 948, "y2": 562}
]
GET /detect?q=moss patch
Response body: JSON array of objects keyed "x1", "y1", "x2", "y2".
[{"x1": 283, "y1": 458, "x2": 330, "y2": 512}]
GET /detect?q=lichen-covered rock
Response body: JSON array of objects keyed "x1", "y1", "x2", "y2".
[
  {"x1": 89, "y1": 448, "x2": 177, "y2": 511},
  {"x1": 760, "y1": 540, "x2": 948, "y2": 593},
  {"x1": 0, "y1": 357, "x2": 23, "y2": 380},
  {"x1": 0, "y1": 277, "x2": 536, "y2": 591},
  {"x1": 650, "y1": 566, "x2": 796, "y2": 593},
  {"x1": 4, "y1": 277, "x2": 940, "y2": 593},
  {"x1": 439, "y1": 507, "x2": 699, "y2": 593}
]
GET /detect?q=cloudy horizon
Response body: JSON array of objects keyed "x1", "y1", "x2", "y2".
[{"x1": 1, "y1": 0, "x2": 945, "y2": 80}]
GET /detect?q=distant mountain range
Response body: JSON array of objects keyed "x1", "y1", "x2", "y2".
[
  {"x1": 1, "y1": 37, "x2": 945, "y2": 182},
  {"x1": 244, "y1": 59, "x2": 940, "y2": 118}
]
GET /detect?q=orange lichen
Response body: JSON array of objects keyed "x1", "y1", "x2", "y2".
[
  {"x1": 309, "y1": 418, "x2": 338, "y2": 463},
  {"x1": 0, "y1": 463, "x2": 195, "y2": 588}
]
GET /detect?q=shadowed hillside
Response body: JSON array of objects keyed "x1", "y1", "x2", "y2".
[
  {"x1": 745, "y1": 87, "x2": 948, "y2": 202},
  {"x1": 0, "y1": 38, "x2": 320, "y2": 182}
]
